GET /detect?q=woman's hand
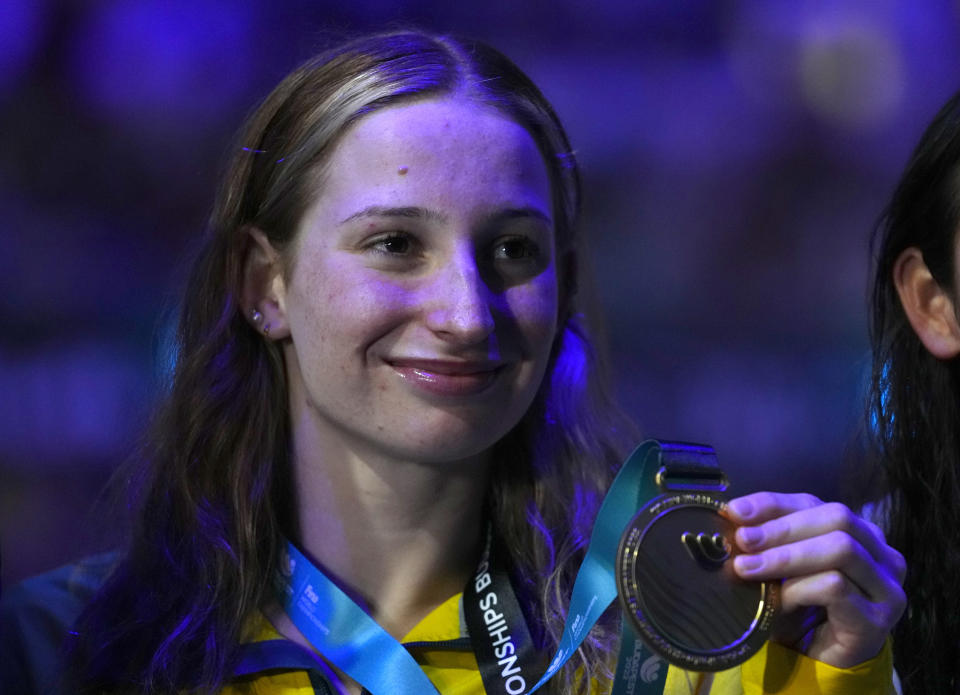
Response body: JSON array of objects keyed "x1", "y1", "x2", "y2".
[{"x1": 724, "y1": 492, "x2": 906, "y2": 669}]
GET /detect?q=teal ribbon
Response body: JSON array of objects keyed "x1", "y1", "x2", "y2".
[
  {"x1": 528, "y1": 441, "x2": 663, "y2": 691},
  {"x1": 273, "y1": 541, "x2": 439, "y2": 693}
]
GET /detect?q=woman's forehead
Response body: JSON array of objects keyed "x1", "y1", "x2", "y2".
[
  {"x1": 340, "y1": 97, "x2": 542, "y2": 166},
  {"x1": 301, "y1": 97, "x2": 554, "y2": 222}
]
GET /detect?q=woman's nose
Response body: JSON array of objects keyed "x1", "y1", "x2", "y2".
[{"x1": 424, "y1": 253, "x2": 495, "y2": 345}]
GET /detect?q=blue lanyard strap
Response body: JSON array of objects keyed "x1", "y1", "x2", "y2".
[
  {"x1": 611, "y1": 624, "x2": 669, "y2": 695},
  {"x1": 270, "y1": 440, "x2": 702, "y2": 695},
  {"x1": 272, "y1": 541, "x2": 437, "y2": 694},
  {"x1": 529, "y1": 440, "x2": 665, "y2": 694}
]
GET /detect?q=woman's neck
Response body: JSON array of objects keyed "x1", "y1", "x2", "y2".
[{"x1": 288, "y1": 419, "x2": 490, "y2": 639}]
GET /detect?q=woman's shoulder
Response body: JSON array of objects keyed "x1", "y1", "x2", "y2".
[
  {"x1": 2, "y1": 552, "x2": 116, "y2": 625},
  {"x1": 1, "y1": 553, "x2": 117, "y2": 695}
]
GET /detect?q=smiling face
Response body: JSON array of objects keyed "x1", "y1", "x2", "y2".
[{"x1": 273, "y1": 97, "x2": 560, "y2": 466}]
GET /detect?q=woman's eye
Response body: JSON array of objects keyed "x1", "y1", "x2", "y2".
[
  {"x1": 369, "y1": 234, "x2": 414, "y2": 255},
  {"x1": 494, "y1": 237, "x2": 539, "y2": 261}
]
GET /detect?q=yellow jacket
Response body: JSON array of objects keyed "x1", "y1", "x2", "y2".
[
  {"x1": 0, "y1": 558, "x2": 894, "y2": 695},
  {"x1": 225, "y1": 592, "x2": 895, "y2": 695}
]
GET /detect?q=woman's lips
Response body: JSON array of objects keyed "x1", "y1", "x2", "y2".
[{"x1": 387, "y1": 359, "x2": 504, "y2": 396}]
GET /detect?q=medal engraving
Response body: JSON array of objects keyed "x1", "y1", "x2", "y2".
[{"x1": 681, "y1": 531, "x2": 730, "y2": 568}]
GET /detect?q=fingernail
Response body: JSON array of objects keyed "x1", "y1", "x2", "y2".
[
  {"x1": 735, "y1": 554, "x2": 763, "y2": 573},
  {"x1": 739, "y1": 526, "x2": 763, "y2": 547},
  {"x1": 727, "y1": 498, "x2": 754, "y2": 519}
]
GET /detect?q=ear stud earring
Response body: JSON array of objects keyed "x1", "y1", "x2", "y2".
[{"x1": 250, "y1": 308, "x2": 272, "y2": 337}]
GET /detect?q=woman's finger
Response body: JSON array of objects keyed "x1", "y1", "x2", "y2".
[
  {"x1": 778, "y1": 572, "x2": 884, "y2": 625},
  {"x1": 729, "y1": 501, "x2": 906, "y2": 583},
  {"x1": 724, "y1": 491, "x2": 823, "y2": 525},
  {"x1": 774, "y1": 573, "x2": 897, "y2": 668},
  {"x1": 732, "y1": 530, "x2": 906, "y2": 604}
]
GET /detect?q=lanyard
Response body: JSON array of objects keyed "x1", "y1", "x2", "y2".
[
  {"x1": 611, "y1": 623, "x2": 668, "y2": 695},
  {"x1": 271, "y1": 440, "x2": 675, "y2": 695},
  {"x1": 461, "y1": 531, "x2": 540, "y2": 695}
]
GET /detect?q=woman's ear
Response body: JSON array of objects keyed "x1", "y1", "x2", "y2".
[
  {"x1": 241, "y1": 228, "x2": 292, "y2": 340},
  {"x1": 893, "y1": 246, "x2": 960, "y2": 359}
]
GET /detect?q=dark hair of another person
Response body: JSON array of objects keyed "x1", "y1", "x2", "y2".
[
  {"x1": 65, "y1": 31, "x2": 637, "y2": 695},
  {"x1": 868, "y1": 91, "x2": 960, "y2": 694}
]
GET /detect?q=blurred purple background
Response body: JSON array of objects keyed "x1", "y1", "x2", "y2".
[{"x1": 4, "y1": 0, "x2": 960, "y2": 586}]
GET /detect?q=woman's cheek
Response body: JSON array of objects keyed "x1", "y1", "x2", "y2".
[{"x1": 512, "y1": 273, "x2": 560, "y2": 345}]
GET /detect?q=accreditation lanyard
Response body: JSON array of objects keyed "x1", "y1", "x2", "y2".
[
  {"x1": 271, "y1": 440, "x2": 674, "y2": 695},
  {"x1": 460, "y1": 532, "x2": 539, "y2": 695}
]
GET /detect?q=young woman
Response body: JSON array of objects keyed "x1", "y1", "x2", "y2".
[
  {"x1": 867, "y1": 90, "x2": 960, "y2": 694},
  {"x1": 3, "y1": 30, "x2": 904, "y2": 695}
]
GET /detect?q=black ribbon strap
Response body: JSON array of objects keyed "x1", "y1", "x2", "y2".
[{"x1": 463, "y1": 531, "x2": 540, "y2": 695}]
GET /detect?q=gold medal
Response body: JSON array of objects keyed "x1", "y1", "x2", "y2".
[{"x1": 616, "y1": 490, "x2": 779, "y2": 671}]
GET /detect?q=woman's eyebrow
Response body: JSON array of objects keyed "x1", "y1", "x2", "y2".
[
  {"x1": 339, "y1": 206, "x2": 447, "y2": 224},
  {"x1": 339, "y1": 205, "x2": 552, "y2": 226},
  {"x1": 488, "y1": 206, "x2": 553, "y2": 226}
]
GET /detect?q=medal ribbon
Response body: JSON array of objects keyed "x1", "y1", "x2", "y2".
[
  {"x1": 271, "y1": 440, "x2": 712, "y2": 694},
  {"x1": 462, "y1": 530, "x2": 539, "y2": 695}
]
